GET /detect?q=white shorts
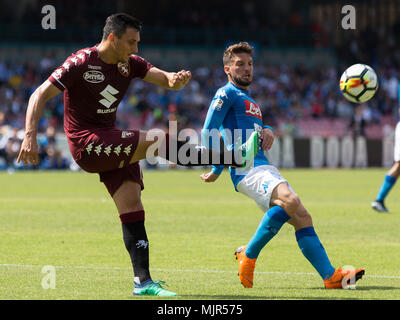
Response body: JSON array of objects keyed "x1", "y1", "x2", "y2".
[
  {"x1": 394, "y1": 122, "x2": 400, "y2": 162},
  {"x1": 236, "y1": 165, "x2": 293, "y2": 212}
]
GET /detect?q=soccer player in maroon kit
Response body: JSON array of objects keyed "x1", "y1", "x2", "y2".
[{"x1": 17, "y1": 13, "x2": 258, "y2": 296}]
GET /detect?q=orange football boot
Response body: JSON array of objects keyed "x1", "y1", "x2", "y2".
[
  {"x1": 234, "y1": 246, "x2": 257, "y2": 288},
  {"x1": 324, "y1": 267, "x2": 365, "y2": 289}
]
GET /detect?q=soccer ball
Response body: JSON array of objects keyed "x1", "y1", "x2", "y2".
[{"x1": 339, "y1": 64, "x2": 378, "y2": 103}]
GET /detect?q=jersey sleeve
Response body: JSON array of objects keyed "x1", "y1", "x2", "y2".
[
  {"x1": 201, "y1": 87, "x2": 236, "y2": 175},
  {"x1": 48, "y1": 54, "x2": 82, "y2": 91},
  {"x1": 129, "y1": 55, "x2": 153, "y2": 79}
]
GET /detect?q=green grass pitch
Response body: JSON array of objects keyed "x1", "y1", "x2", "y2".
[{"x1": 1, "y1": 168, "x2": 399, "y2": 300}]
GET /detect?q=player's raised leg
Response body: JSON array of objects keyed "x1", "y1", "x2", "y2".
[
  {"x1": 112, "y1": 180, "x2": 177, "y2": 296},
  {"x1": 129, "y1": 129, "x2": 258, "y2": 167}
]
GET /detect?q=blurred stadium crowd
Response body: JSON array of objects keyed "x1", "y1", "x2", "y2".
[{"x1": 1, "y1": 0, "x2": 400, "y2": 170}]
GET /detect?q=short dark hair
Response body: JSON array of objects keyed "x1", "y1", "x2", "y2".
[
  {"x1": 223, "y1": 42, "x2": 254, "y2": 66},
  {"x1": 102, "y1": 13, "x2": 143, "y2": 40}
]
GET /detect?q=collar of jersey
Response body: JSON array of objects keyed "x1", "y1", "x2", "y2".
[{"x1": 229, "y1": 81, "x2": 249, "y2": 93}]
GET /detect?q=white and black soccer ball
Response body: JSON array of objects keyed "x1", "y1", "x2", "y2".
[{"x1": 339, "y1": 64, "x2": 378, "y2": 103}]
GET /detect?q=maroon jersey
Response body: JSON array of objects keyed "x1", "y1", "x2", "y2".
[
  {"x1": 47, "y1": 46, "x2": 152, "y2": 170},
  {"x1": 48, "y1": 46, "x2": 152, "y2": 136}
]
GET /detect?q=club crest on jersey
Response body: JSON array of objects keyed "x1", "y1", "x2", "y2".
[
  {"x1": 83, "y1": 70, "x2": 105, "y2": 83},
  {"x1": 244, "y1": 100, "x2": 262, "y2": 120},
  {"x1": 117, "y1": 62, "x2": 130, "y2": 77}
]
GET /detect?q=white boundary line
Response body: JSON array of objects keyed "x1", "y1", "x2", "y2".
[{"x1": 1, "y1": 263, "x2": 400, "y2": 280}]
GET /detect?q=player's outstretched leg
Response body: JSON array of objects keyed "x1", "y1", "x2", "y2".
[
  {"x1": 295, "y1": 226, "x2": 365, "y2": 288},
  {"x1": 272, "y1": 183, "x2": 365, "y2": 289},
  {"x1": 163, "y1": 131, "x2": 259, "y2": 167},
  {"x1": 130, "y1": 130, "x2": 259, "y2": 167},
  {"x1": 292, "y1": 210, "x2": 365, "y2": 289}
]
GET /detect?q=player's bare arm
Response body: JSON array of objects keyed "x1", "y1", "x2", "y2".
[
  {"x1": 143, "y1": 67, "x2": 191, "y2": 90},
  {"x1": 17, "y1": 80, "x2": 61, "y2": 165}
]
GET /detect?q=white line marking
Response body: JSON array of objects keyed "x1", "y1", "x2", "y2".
[{"x1": 1, "y1": 263, "x2": 400, "y2": 280}]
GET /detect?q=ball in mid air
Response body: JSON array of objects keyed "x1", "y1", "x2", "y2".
[{"x1": 339, "y1": 64, "x2": 378, "y2": 103}]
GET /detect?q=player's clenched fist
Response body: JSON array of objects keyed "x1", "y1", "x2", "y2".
[
  {"x1": 260, "y1": 127, "x2": 274, "y2": 151},
  {"x1": 168, "y1": 70, "x2": 191, "y2": 90}
]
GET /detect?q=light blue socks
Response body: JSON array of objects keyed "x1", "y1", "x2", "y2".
[
  {"x1": 245, "y1": 205, "x2": 335, "y2": 281},
  {"x1": 295, "y1": 226, "x2": 335, "y2": 280},
  {"x1": 376, "y1": 174, "x2": 397, "y2": 202},
  {"x1": 245, "y1": 205, "x2": 290, "y2": 259}
]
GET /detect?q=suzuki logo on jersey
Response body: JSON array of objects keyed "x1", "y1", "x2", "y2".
[
  {"x1": 244, "y1": 100, "x2": 262, "y2": 119},
  {"x1": 98, "y1": 85, "x2": 119, "y2": 113}
]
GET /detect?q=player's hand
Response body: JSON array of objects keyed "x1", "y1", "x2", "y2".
[
  {"x1": 168, "y1": 70, "x2": 191, "y2": 90},
  {"x1": 260, "y1": 127, "x2": 274, "y2": 151},
  {"x1": 200, "y1": 171, "x2": 220, "y2": 183},
  {"x1": 17, "y1": 135, "x2": 39, "y2": 166}
]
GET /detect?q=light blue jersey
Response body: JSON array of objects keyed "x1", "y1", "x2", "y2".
[{"x1": 201, "y1": 81, "x2": 270, "y2": 189}]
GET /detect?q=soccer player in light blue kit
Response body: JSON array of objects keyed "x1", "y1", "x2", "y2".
[{"x1": 200, "y1": 42, "x2": 365, "y2": 289}]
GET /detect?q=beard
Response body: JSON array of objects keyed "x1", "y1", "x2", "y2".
[{"x1": 232, "y1": 75, "x2": 252, "y2": 87}]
